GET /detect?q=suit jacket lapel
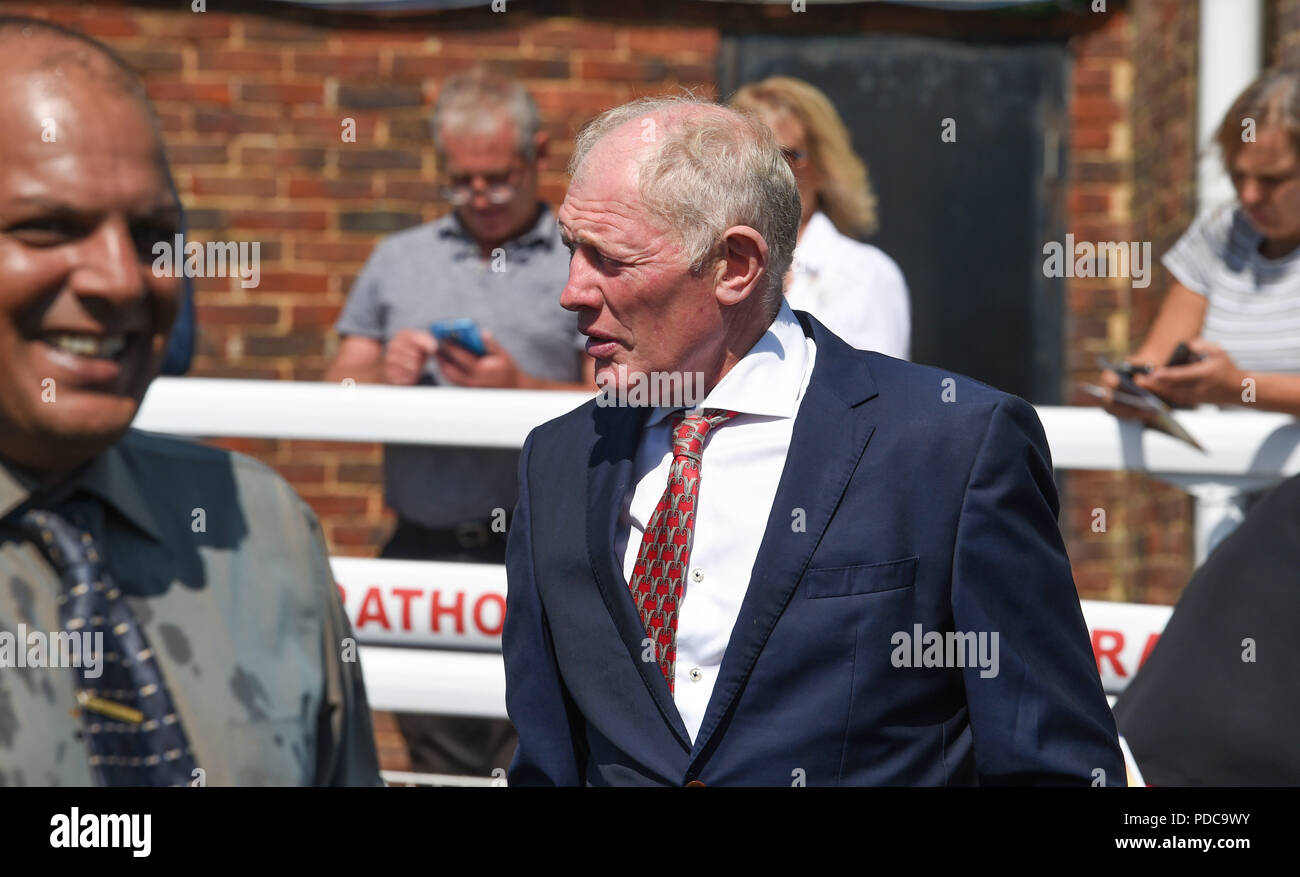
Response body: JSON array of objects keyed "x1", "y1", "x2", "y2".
[
  {"x1": 688, "y1": 312, "x2": 879, "y2": 766},
  {"x1": 585, "y1": 403, "x2": 693, "y2": 749}
]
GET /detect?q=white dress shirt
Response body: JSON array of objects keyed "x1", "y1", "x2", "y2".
[
  {"x1": 613, "y1": 299, "x2": 817, "y2": 743},
  {"x1": 786, "y1": 210, "x2": 911, "y2": 360}
]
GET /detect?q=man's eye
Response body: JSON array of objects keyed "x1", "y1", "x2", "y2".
[
  {"x1": 589, "y1": 248, "x2": 621, "y2": 270},
  {"x1": 132, "y1": 222, "x2": 179, "y2": 257},
  {"x1": 9, "y1": 219, "x2": 83, "y2": 245}
]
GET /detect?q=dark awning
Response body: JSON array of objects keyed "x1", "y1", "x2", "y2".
[{"x1": 265, "y1": 0, "x2": 1080, "y2": 13}]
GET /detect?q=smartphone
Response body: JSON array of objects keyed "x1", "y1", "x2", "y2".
[
  {"x1": 1114, "y1": 362, "x2": 1151, "y2": 378},
  {"x1": 430, "y1": 318, "x2": 487, "y2": 357},
  {"x1": 1166, "y1": 342, "x2": 1204, "y2": 367}
]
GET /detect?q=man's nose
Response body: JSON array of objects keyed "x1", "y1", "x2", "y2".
[
  {"x1": 466, "y1": 174, "x2": 499, "y2": 210},
  {"x1": 468, "y1": 176, "x2": 488, "y2": 207},
  {"x1": 68, "y1": 216, "x2": 148, "y2": 303},
  {"x1": 1238, "y1": 178, "x2": 1263, "y2": 206},
  {"x1": 559, "y1": 262, "x2": 600, "y2": 314}
]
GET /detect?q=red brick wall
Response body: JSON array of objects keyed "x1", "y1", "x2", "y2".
[
  {"x1": 1059, "y1": 0, "x2": 1199, "y2": 606},
  {"x1": 1273, "y1": 0, "x2": 1300, "y2": 63}
]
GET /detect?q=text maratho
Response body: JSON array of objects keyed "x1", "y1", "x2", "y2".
[{"x1": 339, "y1": 584, "x2": 505, "y2": 637}]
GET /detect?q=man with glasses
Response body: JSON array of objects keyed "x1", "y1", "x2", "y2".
[{"x1": 324, "y1": 67, "x2": 591, "y2": 780}]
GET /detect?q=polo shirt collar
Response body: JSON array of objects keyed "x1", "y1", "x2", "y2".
[{"x1": 437, "y1": 202, "x2": 556, "y2": 251}]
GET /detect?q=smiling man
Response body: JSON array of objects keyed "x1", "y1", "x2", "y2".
[
  {"x1": 0, "y1": 17, "x2": 380, "y2": 786},
  {"x1": 502, "y1": 97, "x2": 1123, "y2": 786}
]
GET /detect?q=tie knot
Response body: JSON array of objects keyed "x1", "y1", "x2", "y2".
[
  {"x1": 15, "y1": 498, "x2": 102, "y2": 571},
  {"x1": 670, "y1": 409, "x2": 737, "y2": 461}
]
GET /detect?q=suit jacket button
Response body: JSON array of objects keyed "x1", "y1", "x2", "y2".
[{"x1": 685, "y1": 780, "x2": 706, "y2": 787}]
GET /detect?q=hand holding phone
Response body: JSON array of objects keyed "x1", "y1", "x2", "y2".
[
  {"x1": 1086, "y1": 353, "x2": 1206, "y2": 451},
  {"x1": 384, "y1": 328, "x2": 438, "y2": 385},
  {"x1": 430, "y1": 318, "x2": 487, "y2": 357}
]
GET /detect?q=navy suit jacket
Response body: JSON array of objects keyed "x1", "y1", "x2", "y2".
[{"x1": 503, "y1": 311, "x2": 1123, "y2": 786}]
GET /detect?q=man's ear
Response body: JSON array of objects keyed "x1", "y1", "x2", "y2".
[
  {"x1": 532, "y1": 130, "x2": 550, "y2": 164},
  {"x1": 714, "y1": 226, "x2": 769, "y2": 307}
]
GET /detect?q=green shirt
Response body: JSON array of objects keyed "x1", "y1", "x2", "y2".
[{"x1": 0, "y1": 430, "x2": 381, "y2": 786}]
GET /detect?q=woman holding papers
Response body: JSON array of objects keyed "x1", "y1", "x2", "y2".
[{"x1": 1104, "y1": 66, "x2": 1300, "y2": 420}]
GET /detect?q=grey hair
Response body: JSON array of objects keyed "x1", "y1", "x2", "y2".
[
  {"x1": 431, "y1": 65, "x2": 541, "y2": 161},
  {"x1": 569, "y1": 95, "x2": 801, "y2": 318}
]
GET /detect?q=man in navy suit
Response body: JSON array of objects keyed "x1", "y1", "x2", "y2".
[{"x1": 502, "y1": 97, "x2": 1122, "y2": 786}]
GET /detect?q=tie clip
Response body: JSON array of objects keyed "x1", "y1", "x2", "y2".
[{"x1": 76, "y1": 690, "x2": 144, "y2": 724}]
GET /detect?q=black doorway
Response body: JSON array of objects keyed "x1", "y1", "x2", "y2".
[{"x1": 720, "y1": 32, "x2": 1069, "y2": 404}]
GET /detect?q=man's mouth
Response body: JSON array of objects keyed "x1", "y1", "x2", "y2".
[
  {"x1": 40, "y1": 332, "x2": 129, "y2": 360},
  {"x1": 586, "y1": 342, "x2": 622, "y2": 362}
]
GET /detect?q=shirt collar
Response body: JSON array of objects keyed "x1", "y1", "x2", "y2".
[
  {"x1": 0, "y1": 459, "x2": 37, "y2": 521},
  {"x1": 644, "y1": 297, "x2": 811, "y2": 428},
  {"x1": 0, "y1": 440, "x2": 163, "y2": 542}
]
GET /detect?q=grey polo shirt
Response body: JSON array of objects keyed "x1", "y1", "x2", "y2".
[
  {"x1": 335, "y1": 204, "x2": 582, "y2": 529},
  {"x1": 0, "y1": 431, "x2": 382, "y2": 786}
]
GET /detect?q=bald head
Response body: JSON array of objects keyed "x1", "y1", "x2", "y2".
[
  {"x1": 0, "y1": 16, "x2": 169, "y2": 192},
  {"x1": 569, "y1": 99, "x2": 728, "y2": 182},
  {"x1": 0, "y1": 16, "x2": 149, "y2": 101}
]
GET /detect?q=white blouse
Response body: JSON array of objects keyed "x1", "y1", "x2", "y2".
[{"x1": 786, "y1": 211, "x2": 911, "y2": 360}]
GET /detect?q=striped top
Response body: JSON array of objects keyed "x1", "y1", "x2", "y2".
[{"x1": 1163, "y1": 206, "x2": 1300, "y2": 373}]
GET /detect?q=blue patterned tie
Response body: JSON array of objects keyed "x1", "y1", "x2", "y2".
[{"x1": 17, "y1": 496, "x2": 199, "y2": 787}]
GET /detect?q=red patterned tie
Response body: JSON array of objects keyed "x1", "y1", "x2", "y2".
[{"x1": 629, "y1": 408, "x2": 737, "y2": 692}]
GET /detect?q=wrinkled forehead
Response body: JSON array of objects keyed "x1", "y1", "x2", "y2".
[{"x1": 574, "y1": 128, "x2": 647, "y2": 192}]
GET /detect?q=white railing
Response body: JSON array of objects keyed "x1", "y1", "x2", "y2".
[
  {"x1": 326, "y1": 557, "x2": 1172, "y2": 717},
  {"x1": 134, "y1": 377, "x2": 1300, "y2": 716}
]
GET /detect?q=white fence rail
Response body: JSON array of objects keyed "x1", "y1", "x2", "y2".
[
  {"x1": 135, "y1": 377, "x2": 1297, "y2": 715},
  {"x1": 333, "y1": 558, "x2": 1172, "y2": 716}
]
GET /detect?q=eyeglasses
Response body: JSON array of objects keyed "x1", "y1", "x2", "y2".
[
  {"x1": 780, "y1": 146, "x2": 809, "y2": 170},
  {"x1": 439, "y1": 165, "x2": 524, "y2": 206},
  {"x1": 439, "y1": 180, "x2": 517, "y2": 206}
]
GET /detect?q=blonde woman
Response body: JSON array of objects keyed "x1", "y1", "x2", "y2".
[
  {"x1": 731, "y1": 76, "x2": 911, "y2": 359},
  {"x1": 1104, "y1": 66, "x2": 1300, "y2": 418}
]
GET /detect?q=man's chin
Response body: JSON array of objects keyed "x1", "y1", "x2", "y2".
[
  {"x1": 593, "y1": 361, "x2": 627, "y2": 387},
  {"x1": 4, "y1": 395, "x2": 141, "y2": 475}
]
